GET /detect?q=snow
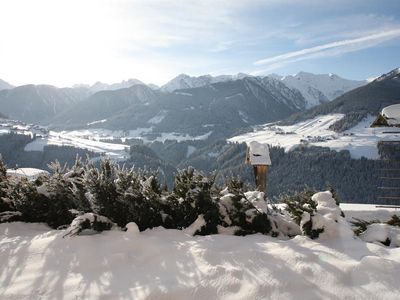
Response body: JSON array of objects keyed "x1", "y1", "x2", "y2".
[
  {"x1": 183, "y1": 214, "x2": 206, "y2": 235},
  {"x1": 238, "y1": 110, "x2": 249, "y2": 123},
  {"x1": 309, "y1": 191, "x2": 354, "y2": 240},
  {"x1": 1, "y1": 215, "x2": 400, "y2": 299},
  {"x1": 87, "y1": 119, "x2": 107, "y2": 126},
  {"x1": 174, "y1": 91, "x2": 193, "y2": 96},
  {"x1": 340, "y1": 203, "x2": 400, "y2": 222},
  {"x1": 19, "y1": 124, "x2": 212, "y2": 159},
  {"x1": 229, "y1": 114, "x2": 400, "y2": 159},
  {"x1": 186, "y1": 145, "x2": 196, "y2": 157},
  {"x1": 359, "y1": 223, "x2": 400, "y2": 247},
  {"x1": 225, "y1": 93, "x2": 244, "y2": 100},
  {"x1": 0, "y1": 129, "x2": 10, "y2": 135},
  {"x1": 272, "y1": 72, "x2": 366, "y2": 108},
  {"x1": 148, "y1": 110, "x2": 167, "y2": 124},
  {"x1": 161, "y1": 73, "x2": 249, "y2": 92},
  {"x1": 6, "y1": 168, "x2": 49, "y2": 180},
  {"x1": 248, "y1": 141, "x2": 271, "y2": 165},
  {"x1": 25, "y1": 130, "x2": 130, "y2": 161},
  {"x1": 152, "y1": 131, "x2": 213, "y2": 143},
  {"x1": 125, "y1": 222, "x2": 140, "y2": 234},
  {"x1": 382, "y1": 104, "x2": 400, "y2": 125}
]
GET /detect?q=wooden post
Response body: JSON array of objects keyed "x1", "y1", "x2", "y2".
[{"x1": 253, "y1": 165, "x2": 268, "y2": 193}]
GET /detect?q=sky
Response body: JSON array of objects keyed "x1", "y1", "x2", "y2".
[{"x1": 0, "y1": 0, "x2": 399, "y2": 87}]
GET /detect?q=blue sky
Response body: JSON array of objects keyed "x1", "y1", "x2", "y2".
[{"x1": 0, "y1": 0, "x2": 399, "y2": 86}]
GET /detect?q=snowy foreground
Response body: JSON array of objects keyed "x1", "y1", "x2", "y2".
[{"x1": 1, "y1": 205, "x2": 400, "y2": 300}]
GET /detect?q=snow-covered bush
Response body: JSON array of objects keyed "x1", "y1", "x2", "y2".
[
  {"x1": 351, "y1": 215, "x2": 400, "y2": 247},
  {"x1": 84, "y1": 159, "x2": 129, "y2": 227},
  {"x1": 283, "y1": 189, "x2": 317, "y2": 225},
  {"x1": 7, "y1": 177, "x2": 50, "y2": 223},
  {"x1": 285, "y1": 190, "x2": 350, "y2": 239},
  {"x1": 63, "y1": 213, "x2": 117, "y2": 237},
  {"x1": 64, "y1": 157, "x2": 91, "y2": 212},
  {"x1": 115, "y1": 170, "x2": 163, "y2": 231},
  {"x1": 302, "y1": 191, "x2": 351, "y2": 239},
  {"x1": 166, "y1": 167, "x2": 221, "y2": 235},
  {"x1": 0, "y1": 159, "x2": 13, "y2": 212},
  {"x1": 41, "y1": 162, "x2": 79, "y2": 228},
  {"x1": 359, "y1": 223, "x2": 400, "y2": 247},
  {"x1": 0, "y1": 156, "x2": 355, "y2": 240},
  {"x1": 217, "y1": 178, "x2": 272, "y2": 236},
  {"x1": 0, "y1": 211, "x2": 22, "y2": 223}
]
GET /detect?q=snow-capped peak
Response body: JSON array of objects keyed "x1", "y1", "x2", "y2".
[
  {"x1": 89, "y1": 79, "x2": 146, "y2": 94},
  {"x1": 267, "y1": 72, "x2": 366, "y2": 108},
  {"x1": 375, "y1": 67, "x2": 400, "y2": 82},
  {"x1": 160, "y1": 73, "x2": 252, "y2": 92},
  {"x1": 0, "y1": 78, "x2": 14, "y2": 91}
]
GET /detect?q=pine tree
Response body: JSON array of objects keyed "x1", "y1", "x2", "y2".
[
  {"x1": 0, "y1": 159, "x2": 12, "y2": 212},
  {"x1": 84, "y1": 159, "x2": 128, "y2": 227},
  {"x1": 168, "y1": 167, "x2": 220, "y2": 234},
  {"x1": 222, "y1": 177, "x2": 272, "y2": 235},
  {"x1": 45, "y1": 161, "x2": 76, "y2": 228},
  {"x1": 66, "y1": 156, "x2": 91, "y2": 212},
  {"x1": 10, "y1": 177, "x2": 50, "y2": 223}
]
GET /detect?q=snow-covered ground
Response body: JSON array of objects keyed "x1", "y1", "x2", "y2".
[
  {"x1": 229, "y1": 114, "x2": 400, "y2": 159},
  {"x1": 341, "y1": 203, "x2": 400, "y2": 223},
  {"x1": 1, "y1": 118, "x2": 213, "y2": 161},
  {"x1": 22, "y1": 128, "x2": 212, "y2": 160},
  {"x1": 24, "y1": 130, "x2": 131, "y2": 161},
  {"x1": 6, "y1": 168, "x2": 49, "y2": 180},
  {"x1": 1, "y1": 204, "x2": 400, "y2": 299},
  {"x1": 0, "y1": 220, "x2": 399, "y2": 299}
]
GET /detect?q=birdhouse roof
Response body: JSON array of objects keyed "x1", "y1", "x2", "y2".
[{"x1": 248, "y1": 141, "x2": 271, "y2": 165}]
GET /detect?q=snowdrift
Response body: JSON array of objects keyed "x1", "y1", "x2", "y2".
[{"x1": 1, "y1": 218, "x2": 400, "y2": 299}]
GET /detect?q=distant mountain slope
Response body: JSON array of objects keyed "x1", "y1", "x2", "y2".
[
  {"x1": 0, "y1": 79, "x2": 14, "y2": 91},
  {"x1": 281, "y1": 68, "x2": 400, "y2": 131},
  {"x1": 97, "y1": 77, "x2": 306, "y2": 139},
  {"x1": 0, "y1": 85, "x2": 88, "y2": 123},
  {"x1": 272, "y1": 72, "x2": 366, "y2": 108},
  {"x1": 52, "y1": 84, "x2": 159, "y2": 127}
]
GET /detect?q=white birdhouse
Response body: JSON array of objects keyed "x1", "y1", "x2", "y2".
[{"x1": 247, "y1": 141, "x2": 271, "y2": 166}]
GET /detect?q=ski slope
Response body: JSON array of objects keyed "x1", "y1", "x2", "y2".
[{"x1": 229, "y1": 114, "x2": 400, "y2": 159}]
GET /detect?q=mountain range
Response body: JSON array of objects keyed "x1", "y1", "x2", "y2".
[
  {"x1": 0, "y1": 71, "x2": 365, "y2": 112},
  {"x1": 160, "y1": 72, "x2": 366, "y2": 108},
  {"x1": 0, "y1": 69, "x2": 394, "y2": 142},
  {"x1": 50, "y1": 76, "x2": 307, "y2": 140}
]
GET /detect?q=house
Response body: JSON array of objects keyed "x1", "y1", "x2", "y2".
[{"x1": 371, "y1": 103, "x2": 400, "y2": 127}]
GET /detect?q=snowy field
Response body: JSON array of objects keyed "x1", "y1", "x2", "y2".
[
  {"x1": 0, "y1": 118, "x2": 212, "y2": 161},
  {"x1": 6, "y1": 168, "x2": 49, "y2": 180},
  {"x1": 1, "y1": 204, "x2": 400, "y2": 300},
  {"x1": 229, "y1": 114, "x2": 400, "y2": 159},
  {"x1": 22, "y1": 128, "x2": 212, "y2": 160}
]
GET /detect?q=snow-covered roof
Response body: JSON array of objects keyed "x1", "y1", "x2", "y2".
[
  {"x1": 381, "y1": 103, "x2": 400, "y2": 125},
  {"x1": 248, "y1": 141, "x2": 271, "y2": 165}
]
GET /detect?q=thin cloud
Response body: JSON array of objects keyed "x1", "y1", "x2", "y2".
[{"x1": 253, "y1": 29, "x2": 400, "y2": 70}]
